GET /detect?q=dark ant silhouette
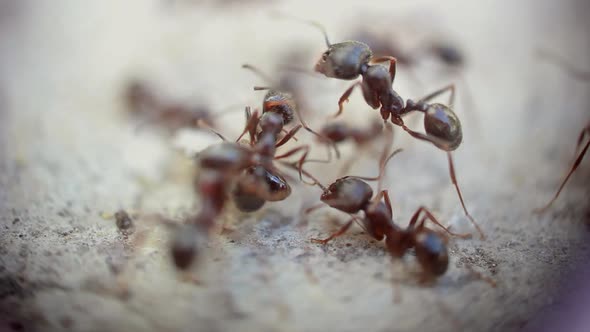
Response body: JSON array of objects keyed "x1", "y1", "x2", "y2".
[
  {"x1": 533, "y1": 49, "x2": 589, "y2": 213},
  {"x1": 171, "y1": 101, "x2": 325, "y2": 270},
  {"x1": 124, "y1": 79, "x2": 240, "y2": 134},
  {"x1": 298, "y1": 21, "x2": 484, "y2": 239},
  {"x1": 304, "y1": 146, "x2": 473, "y2": 282}
]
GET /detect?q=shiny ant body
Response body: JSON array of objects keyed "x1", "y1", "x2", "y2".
[{"x1": 303, "y1": 22, "x2": 483, "y2": 238}]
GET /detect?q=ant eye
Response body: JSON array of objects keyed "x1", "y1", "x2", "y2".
[{"x1": 322, "y1": 52, "x2": 329, "y2": 61}]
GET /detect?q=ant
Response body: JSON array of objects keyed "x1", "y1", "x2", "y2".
[
  {"x1": 533, "y1": 50, "x2": 590, "y2": 213},
  {"x1": 124, "y1": 79, "x2": 240, "y2": 134},
  {"x1": 300, "y1": 21, "x2": 484, "y2": 239},
  {"x1": 171, "y1": 102, "x2": 324, "y2": 270},
  {"x1": 304, "y1": 146, "x2": 472, "y2": 282}
]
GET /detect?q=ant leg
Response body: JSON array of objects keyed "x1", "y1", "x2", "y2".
[
  {"x1": 335, "y1": 82, "x2": 361, "y2": 118},
  {"x1": 196, "y1": 119, "x2": 227, "y2": 141},
  {"x1": 242, "y1": 64, "x2": 275, "y2": 85},
  {"x1": 371, "y1": 56, "x2": 398, "y2": 82},
  {"x1": 398, "y1": 122, "x2": 453, "y2": 151},
  {"x1": 276, "y1": 125, "x2": 302, "y2": 147},
  {"x1": 417, "y1": 83, "x2": 456, "y2": 108},
  {"x1": 276, "y1": 159, "x2": 327, "y2": 190},
  {"x1": 409, "y1": 206, "x2": 472, "y2": 239},
  {"x1": 310, "y1": 218, "x2": 355, "y2": 245},
  {"x1": 534, "y1": 125, "x2": 590, "y2": 213},
  {"x1": 447, "y1": 152, "x2": 484, "y2": 239},
  {"x1": 304, "y1": 203, "x2": 325, "y2": 214},
  {"x1": 235, "y1": 107, "x2": 259, "y2": 144},
  {"x1": 274, "y1": 145, "x2": 328, "y2": 185}
]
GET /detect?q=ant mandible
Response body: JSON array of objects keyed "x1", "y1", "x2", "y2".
[{"x1": 299, "y1": 20, "x2": 484, "y2": 239}]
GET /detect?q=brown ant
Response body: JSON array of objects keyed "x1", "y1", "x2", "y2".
[
  {"x1": 299, "y1": 21, "x2": 483, "y2": 238},
  {"x1": 171, "y1": 102, "x2": 324, "y2": 270},
  {"x1": 124, "y1": 79, "x2": 240, "y2": 134},
  {"x1": 305, "y1": 147, "x2": 472, "y2": 281}
]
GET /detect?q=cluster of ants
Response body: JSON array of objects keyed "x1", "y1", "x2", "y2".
[{"x1": 120, "y1": 19, "x2": 589, "y2": 285}]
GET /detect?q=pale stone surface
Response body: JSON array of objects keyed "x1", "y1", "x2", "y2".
[{"x1": 1, "y1": 1, "x2": 589, "y2": 331}]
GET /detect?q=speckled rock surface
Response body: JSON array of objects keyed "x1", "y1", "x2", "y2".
[{"x1": 1, "y1": 1, "x2": 589, "y2": 331}]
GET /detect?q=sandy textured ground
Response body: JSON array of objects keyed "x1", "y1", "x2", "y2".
[{"x1": 1, "y1": 0, "x2": 589, "y2": 331}]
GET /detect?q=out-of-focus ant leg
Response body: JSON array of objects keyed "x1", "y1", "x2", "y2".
[
  {"x1": 534, "y1": 124, "x2": 590, "y2": 213},
  {"x1": 335, "y1": 82, "x2": 362, "y2": 118},
  {"x1": 409, "y1": 206, "x2": 472, "y2": 239}
]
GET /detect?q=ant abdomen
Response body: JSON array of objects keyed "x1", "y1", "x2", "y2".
[
  {"x1": 424, "y1": 103, "x2": 463, "y2": 151},
  {"x1": 414, "y1": 230, "x2": 449, "y2": 277},
  {"x1": 315, "y1": 41, "x2": 372, "y2": 80},
  {"x1": 232, "y1": 166, "x2": 291, "y2": 212},
  {"x1": 320, "y1": 177, "x2": 373, "y2": 213}
]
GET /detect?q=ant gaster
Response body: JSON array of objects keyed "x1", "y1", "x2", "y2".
[{"x1": 304, "y1": 21, "x2": 484, "y2": 239}]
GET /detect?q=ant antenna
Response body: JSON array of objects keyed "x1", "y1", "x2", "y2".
[
  {"x1": 270, "y1": 11, "x2": 331, "y2": 47},
  {"x1": 242, "y1": 64, "x2": 275, "y2": 85}
]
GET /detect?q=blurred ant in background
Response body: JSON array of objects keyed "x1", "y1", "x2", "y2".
[
  {"x1": 295, "y1": 19, "x2": 484, "y2": 239},
  {"x1": 534, "y1": 49, "x2": 589, "y2": 213},
  {"x1": 124, "y1": 79, "x2": 240, "y2": 134}
]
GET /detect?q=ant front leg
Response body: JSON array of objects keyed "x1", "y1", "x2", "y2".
[
  {"x1": 335, "y1": 82, "x2": 362, "y2": 118},
  {"x1": 274, "y1": 145, "x2": 329, "y2": 185},
  {"x1": 310, "y1": 217, "x2": 355, "y2": 245},
  {"x1": 446, "y1": 152, "x2": 484, "y2": 239},
  {"x1": 534, "y1": 124, "x2": 590, "y2": 213},
  {"x1": 409, "y1": 206, "x2": 472, "y2": 239},
  {"x1": 235, "y1": 107, "x2": 260, "y2": 145},
  {"x1": 275, "y1": 125, "x2": 302, "y2": 147},
  {"x1": 371, "y1": 56, "x2": 398, "y2": 82}
]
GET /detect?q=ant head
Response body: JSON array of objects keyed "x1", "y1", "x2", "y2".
[
  {"x1": 320, "y1": 177, "x2": 373, "y2": 214},
  {"x1": 263, "y1": 90, "x2": 295, "y2": 125},
  {"x1": 170, "y1": 224, "x2": 203, "y2": 270},
  {"x1": 314, "y1": 41, "x2": 372, "y2": 80},
  {"x1": 232, "y1": 166, "x2": 291, "y2": 212},
  {"x1": 424, "y1": 103, "x2": 463, "y2": 151},
  {"x1": 414, "y1": 229, "x2": 449, "y2": 277}
]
